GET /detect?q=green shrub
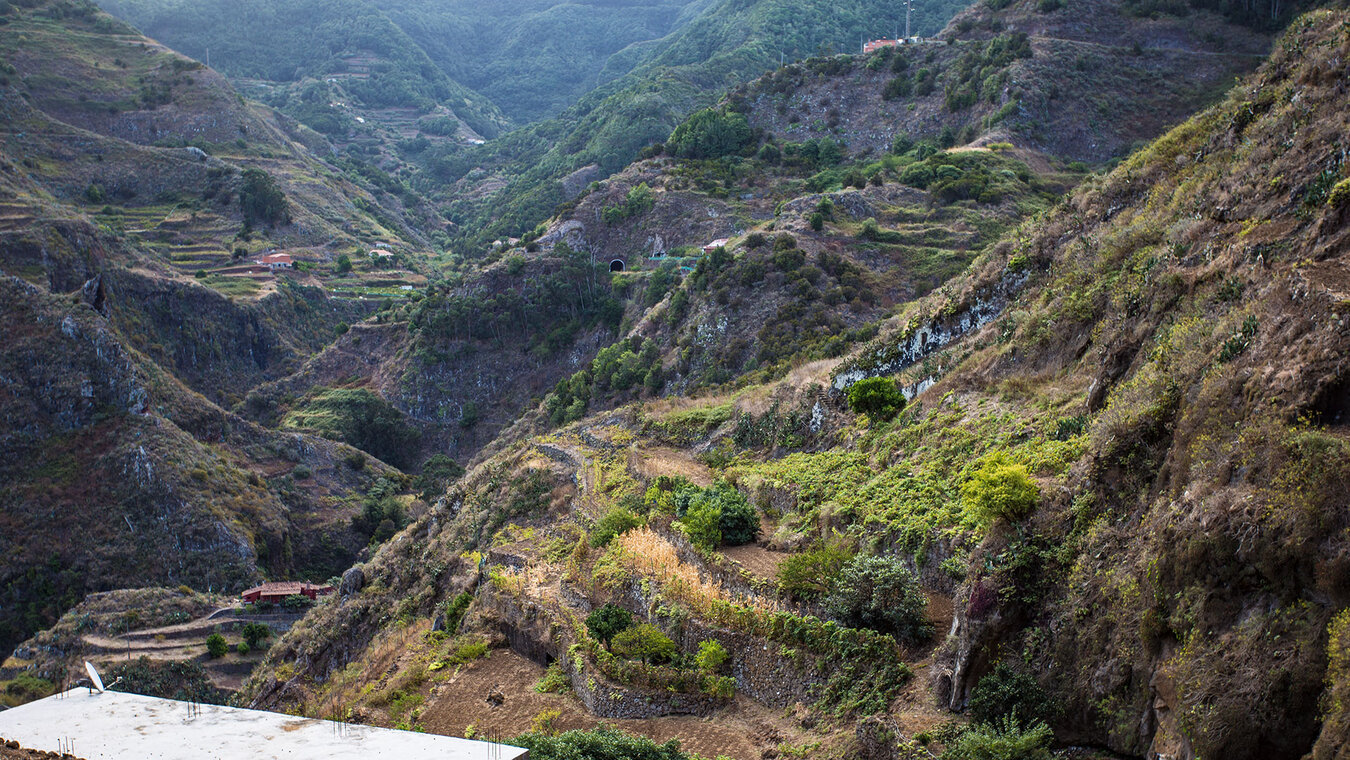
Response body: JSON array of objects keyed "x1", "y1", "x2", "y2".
[
  {"x1": 509, "y1": 727, "x2": 692, "y2": 760},
  {"x1": 205, "y1": 633, "x2": 228, "y2": 658},
  {"x1": 961, "y1": 452, "x2": 1039, "y2": 525},
  {"x1": 1329, "y1": 177, "x2": 1350, "y2": 208},
  {"x1": 968, "y1": 661, "x2": 1054, "y2": 728},
  {"x1": 674, "y1": 484, "x2": 758, "y2": 550},
  {"x1": 777, "y1": 542, "x2": 854, "y2": 598},
  {"x1": 882, "y1": 76, "x2": 913, "y2": 100},
  {"x1": 847, "y1": 377, "x2": 906, "y2": 421},
  {"x1": 534, "y1": 662, "x2": 571, "y2": 693},
  {"x1": 612, "y1": 623, "x2": 677, "y2": 665},
  {"x1": 823, "y1": 555, "x2": 931, "y2": 643},
  {"x1": 443, "y1": 592, "x2": 473, "y2": 636},
  {"x1": 236, "y1": 641, "x2": 250, "y2": 656},
  {"x1": 3, "y1": 674, "x2": 54, "y2": 702},
  {"x1": 585, "y1": 603, "x2": 633, "y2": 649},
  {"x1": 680, "y1": 501, "x2": 723, "y2": 550},
  {"x1": 900, "y1": 163, "x2": 935, "y2": 189},
  {"x1": 280, "y1": 594, "x2": 313, "y2": 611},
  {"x1": 809, "y1": 212, "x2": 825, "y2": 231},
  {"x1": 943, "y1": 717, "x2": 1053, "y2": 760},
  {"x1": 241, "y1": 622, "x2": 271, "y2": 649},
  {"x1": 695, "y1": 639, "x2": 729, "y2": 673},
  {"x1": 590, "y1": 506, "x2": 643, "y2": 547}
]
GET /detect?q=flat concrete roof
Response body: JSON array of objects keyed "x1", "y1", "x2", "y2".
[{"x1": 0, "y1": 690, "x2": 528, "y2": 760}]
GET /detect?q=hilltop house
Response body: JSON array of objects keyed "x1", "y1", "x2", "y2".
[
  {"x1": 863, "y1": 37, "x2": 921, "y2": 53},
  {"x1": 258, "y1": 252, "x2": 293, "y2": 270},
  {"x1": 702, "y1": 238, "x2": 730, "y2": 254},
  {"x1": 241, "y1": 581, "x2": 334, "y2": 604}
]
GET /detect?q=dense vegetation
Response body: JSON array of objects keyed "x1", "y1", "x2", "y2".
[{"x1": 96, "y1": 0, "x2": 505, "y2": 135}]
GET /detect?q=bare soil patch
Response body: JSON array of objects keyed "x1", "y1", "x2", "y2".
[
  {"x1": 719, "y1": 543, "x2": 789, "y2": 582},
  {"x1": 417, "y1": 648, "x2": 816, "y2": 760},
  {"x1": 631, "y1": 447, "x2": 714, "y2": 487}
]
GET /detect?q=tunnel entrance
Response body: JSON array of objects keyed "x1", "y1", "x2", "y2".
[{"x1": 609, "y1": 259, "x2": 624, "y2": 272}]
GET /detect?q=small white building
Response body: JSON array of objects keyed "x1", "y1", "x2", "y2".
[
  {"x1": 258, "y1": 252, "x2": 294, "y2": 270},
  {"x1": 702, "y1": 238, "x2": 730, "y2": 254}
]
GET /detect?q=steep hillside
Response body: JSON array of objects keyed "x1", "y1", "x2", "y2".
[
  {"x1": 233, "y1": 9, "x2": 1350, "y2": 759},
  {"x1": 735, "y1": 0, "x2": 1271, "y2": 163},
  {"x1": 95, "y1": 0, "x2": 508, "y2": 139},
  {"x1": 242, "y1": 101, "x2": 1084, "y2": 472},
  {"x1": 0, "y1": 0, "x2": 444, "y2": 404},
  {"x1": 0, "y1": 273, "x2": 402, "y2": 657},
  {"x1": 0, "y1": 0, "x2": 448, "y2": 659},
  {"x1": 421, "y1": 0, "x2": 972, "y2": 248}
]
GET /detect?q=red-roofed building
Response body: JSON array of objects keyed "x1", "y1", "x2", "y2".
[
  {"x1": 258, "y1": 252, "x2": 294, "y2": 270},
  {"x1": 241, "y1": 581, "x2": 334, "y2": 604},
  {"x1": 702, "y1": 238, "x2": 730, "y2": 254}
]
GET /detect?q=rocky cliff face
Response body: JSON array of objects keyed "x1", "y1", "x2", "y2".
[{"x1": 0, "y1": 273, "x2": 392, "y2": 656}]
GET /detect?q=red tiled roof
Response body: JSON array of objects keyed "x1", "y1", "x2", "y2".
[
  {"x1": 260, "y1": 253, "x2": 293, "y2": 263},
  {"x1": 242, "y1": 581, "x2": 308, "y2": 596}
]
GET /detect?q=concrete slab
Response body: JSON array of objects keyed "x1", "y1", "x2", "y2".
[{"x1": 0, "y1": 690, "x2": 528, "y2": 760}]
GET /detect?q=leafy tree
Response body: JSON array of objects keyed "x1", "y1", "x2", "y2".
[
  {"x1": 943, "y1": 717, "x2": 1053, "y2": 760},
  {"x1": 585, "y1": 603, "x2": 632, "y2": 649},
  {"x1": 239, "y1": 168, "x2": 289, "y2": 227},
  {"x1": 280, "y1": 594, "x2": 313, "y2": 611},
  {"x1": 961, "y1": 452, "x2": 1039, "y2": 525},
  {"x1": 695, "y1": 639, "x2": 728, "y2": 673},
  {"x1": 351, "y1": 479, "x2": 410, "y2": 543},
  {"x1": 968, "y1": 661, "x2": 1055, "y2": 728},
  {"x1": 241, "y1": 622, "x2": 271, "y2": 649},
  {"x1": 415, "y1": 454, "x2": 464, "y2": 499},
  {"x1": 680, "y1": 501, "x2": 723, "y2": 551},
  {"x1": 673, "y1": 484, "x2": 757, "y2": 550},
  {"x1": 777, "y1": 542, "x2": 854, "y2": 598},
  {"x1": 335, "y1": 253, "x2": 352, "y2": 274},
  {"x1": 590, "y1": 506, "x2": 643, "y2": 548},
  {"x1": 847, "y1": 377, "x2": 906, "y2": 420},
  {"x1": 718, "y1": 496, "x2": 758, "y2": 546},
  {"x1": 205, "y1": 633, "x2": 228, "y2": 658},
  {"x1": 824, "y1": 555, "x2": 931, "y2": 643},
  {"x1": 667, "y1": 108, "x2": 752, "y2": 160},
  {"x1": 612, "y1": 623, "x2": 677, "y2": 665}
]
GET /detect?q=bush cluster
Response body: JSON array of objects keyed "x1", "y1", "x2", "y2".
[
  {"x1": 673, "y1": 483, "x2": 758, "y2": 551},
  {"x1": 823, "y1": 555, "x2": 931, "y2": 644},
  {"x1": 847, "y1": 377, "x2": 906, "y2": 421}
]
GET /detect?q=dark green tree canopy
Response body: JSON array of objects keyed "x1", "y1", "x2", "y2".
[
  {"x1": 666, "y1": 108, "x2": 753, "y2": 160},
  {"x1": 824, "y1": 554, "x2": 931, "y2": 643},
  {"x1": 239, "y1": 168, "x2": 290, "y2": 227},
  {"x1": 847, "y1": 377, "x2": 906, "y2": 420},
  {"x1": 585, "y1": 602, "x2": 633, "y2": 648}
]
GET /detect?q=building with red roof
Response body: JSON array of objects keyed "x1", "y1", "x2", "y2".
[
  {"x1": 258, "y1": 252, "x2": 294, "y2": 270},
  {"x1": 240, "y1": 581, "x2": 333, "y2": 604}
]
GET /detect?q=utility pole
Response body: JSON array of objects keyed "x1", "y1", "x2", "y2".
[{"x1": 906, "y1": 0, "x2": 913, "y2": 40}]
